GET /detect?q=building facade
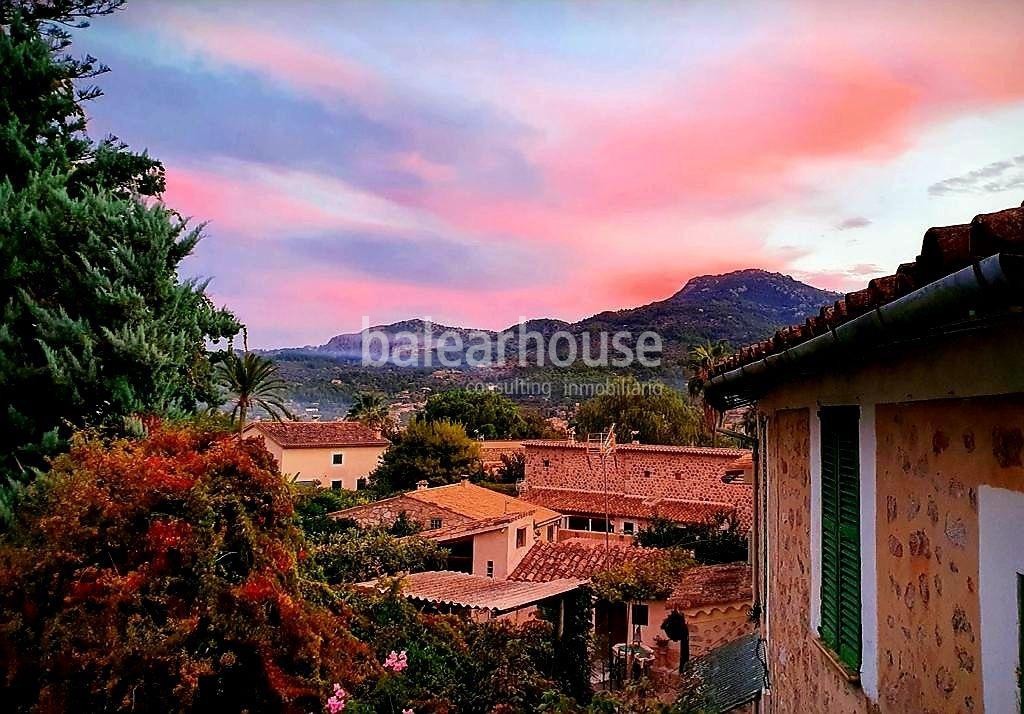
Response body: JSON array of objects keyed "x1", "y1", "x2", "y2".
[
  {"x1": 705, "y1": 205, "x2": 1024, "y2": 712},
  {"x1": 521, "y1": 440, "x2": 753, "y2": 539},
  {"x1": 243, "y1": 421, "x2": 388, "y2": 490}
]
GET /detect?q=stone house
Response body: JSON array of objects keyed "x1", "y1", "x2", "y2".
[
  {"x1": 703, "y1": 205, "x2": 1024, "y2": 712},
  {"x1": 332, "y1": 480, "x2": 561, "y2": 579},
  {"x1": 509, "y1": 539, "x2": 753, "y2": 673},
  {"x1": 520, "y1": 440, "x2": 753, "y2": 539},
  {"x1": 243, "y1": 420, "x2": 388, "y2": 490}
]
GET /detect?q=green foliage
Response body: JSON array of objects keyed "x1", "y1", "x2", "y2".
[
  {"x1": 292, "y1": 485, "x2": 365, "y2": 539},
  {"x1": 218, "y1": 351, "x2": 292, "y2": 430},
  {"x1": 307, "y1": 529, "x2": 448, "y2": 584},
  {"x1": 371, "y1": 418, "x2": 482, "y2": 493},
  {"x1": 495, "y1": 451, "x2": 527, "y2": 483},
  {"x1": 0, "y1": 424, "x2": 374, "y2": 712},
  {"x1": 422, "y1": 388, "x2": 529, "y2": 439},
  {"x1": 346, "y1": 391, "x2": 393, "y2": 434},
  {"x1": 572, "y1": 378, "x2": 702, "y2": 445},
  {"x1": 590, "y1": 550, "x2": 693, "y2": 603},
  {"x1": 635, "y1": 512, "x2": 749, "y2": 564},
  {"x1": 0, "y1": 4, "x2": 241, "y2": 514},
  {"x1": 537, "y1": 588, "x2": 594, "y2": 703},
  {"x1": 350, "y1": 583, "x2": 561, "y2": 712}
]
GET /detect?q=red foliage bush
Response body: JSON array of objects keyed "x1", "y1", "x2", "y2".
[{"x1": 0, "y1": 424, "x2": 375, "y2": 712}]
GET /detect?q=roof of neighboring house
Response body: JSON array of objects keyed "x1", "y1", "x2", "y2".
[
  {"x1": 667, "y1": 563, "x2": 753, "y2": 610},
  {"x1": 687, "y1": 632, "x2": 765, "y2": 712},
  {"x1": 706, "y1": 206, "x2": 1024, "y2": 407},
  {"x1": 521, "y1": 487, "x2": 734, "y2": 524},
  {"x1": 359, "y1": 570, "x2": 584, "y2": 612},
  {"x1": 727, "y1": 453, "x2": 754, "y2": 473},
  {"x1": 422, "y1": 513, "x2": 525, "y2": 543},
  {"x1": 244, "y1": 420, "x2": 389, "y2": 448},
  {"x1": 523, "y1": 440, "x2": 747, "y2": 457},
  {"x1": 509, "y1": 539, "x2": 666, "y2": 583},
  {"x1": 330, "y1": 480, "x2": 560, "y2": 527},
  {"x1": 407, "y1": 480, "x2": 560, "y2": 524},
  {"x1": 477, "y1": 440, "x2": 525, "y2": 470}
]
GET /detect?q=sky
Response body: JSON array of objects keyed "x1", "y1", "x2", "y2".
[{"x1": 73, "y1": 0, "x2": 1024, "y2": 348}]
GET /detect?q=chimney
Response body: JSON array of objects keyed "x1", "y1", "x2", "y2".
[{"x1": 416, "y1": 480, "x2": 429, "y2": 490}]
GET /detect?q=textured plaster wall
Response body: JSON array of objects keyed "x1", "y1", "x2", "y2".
[
  {"x1": 335, "y1": 496, "x2": 470, "y2": 530},
  {"x1": 875, "y1": 394, "x2": 1024, "y2": 713},
  {"x1": 764, "y1": 408, "x2": 869, "y2": 714}
]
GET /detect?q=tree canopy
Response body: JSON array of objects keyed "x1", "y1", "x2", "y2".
[
  {"x1": 420, "y1": 388, "x2": 532, "y2": 439},
  {"x1": 572, "y1": 378, "x2": 702, "y2": 446},
  {"x1": 0, "y1": 1, "x2": 240, "y2": 518},
  {"x1": 370, "y1": 419, "x2": 481, "y2": 493}
]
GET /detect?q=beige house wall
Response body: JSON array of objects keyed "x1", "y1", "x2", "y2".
[
  {"x1": 470, "y1": 513, "x2": 545, "y2": 579},
  {"x1": 248, "y1": 431, "x2": 386, "y2": 489},
  {"x1": 755, "y1": 322, "x2": 1024, "y2": 714}
]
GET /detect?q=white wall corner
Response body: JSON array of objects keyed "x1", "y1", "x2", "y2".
[
  {"x1": 858, "y1": 403, "x2": 879, "y2": 701},
  {"x1": 979, "y1": 485, "x2": 1024, "y2": 714}
]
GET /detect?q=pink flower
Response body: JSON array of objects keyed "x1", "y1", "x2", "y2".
[
  {"x1": 326, "y1": 683, "x2": 348, "y2": 713},
  {"x1": 403, "y1": 709, "x2": 414, "y2": 714},
  {"x1": 383, "y1": 649, "x2": 408, "y2": 673}
]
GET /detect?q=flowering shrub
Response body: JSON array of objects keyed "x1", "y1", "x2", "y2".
[{"x1": 0, "y1": 424, "x2": 375, "y2": 712}]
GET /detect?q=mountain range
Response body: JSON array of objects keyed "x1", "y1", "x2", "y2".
[{"x1": 278, "y1": 269, "x2": 838, "y2": 365}]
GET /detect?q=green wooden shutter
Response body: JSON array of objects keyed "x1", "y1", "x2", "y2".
[{"x1": 819, "y1": 406, "x2": 861, "y2": 670}]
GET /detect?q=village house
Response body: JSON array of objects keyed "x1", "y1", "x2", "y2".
[
  {"x1": 242, "y1": 420, "x2": 388, "y2": 490},
  {"x1": 520, "y1": 440, "x2": 754, "y2": 540},
  {"x1": 703, "y1": 205, "x2": 1024, "y2": 712},
  {"x1": 509, "y1": 539, "x2": 753, "y2": 673},
  {"x1": 331, "y1": 480, "x2": 561, "y2": 578}
]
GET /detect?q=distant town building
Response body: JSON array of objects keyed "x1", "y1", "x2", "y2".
[{"x1": 242, "y1": 420, "x2": 388, "y2": 490}]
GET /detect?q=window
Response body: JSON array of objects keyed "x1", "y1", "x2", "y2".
[
  {"x1": 486, "y1": 560, "x2": 494, "y2": 578},
  {"x1": 622, "y1": 521, "x2": 635, "y2": 535},
  {"x1": 631, "y1": 603, "x2": 649, "y2": 627},
  {"x1": 643, "y1": 469, "x2": 651, "y2": 478},
  {"x1": 356, "y1": 478, "x2": 367, "y2": 490},
  {"x1": 819, "y1": 406, "x2": 861, "y2": 671},
  {"x1": 543, "y1": 459, "x2": 551, "y2": 469},
  {"x1": 332, "y1": 452, "x2": 344, "y2": 465},
  {"x1": 546, "y1": 525, "x2": 555, "y2": 541},
  {"x1": 567, "y1": 516, "x2": 589, "y2": 531},
  {"x1": 516, "y1": 527, "x2": 527, "y2": 548},
  {"x1": 590, "y1": 518, "x2": 611, "y2": 533},
  {"x1": 331, "y1": 480, "x2": 342, "y2": 491},
  {"x1": 429, "y1": 518, "x2": 442, "y2": 530}
]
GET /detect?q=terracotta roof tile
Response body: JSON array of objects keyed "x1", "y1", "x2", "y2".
[
  {"x1": 245, "y1": 420, "x2": 389, "y2": 448},
  {"x1": 708, "y1": 205, "x2": 1024, "y2": 383},
  {"x1": 521, "y1": 441, "x2": 746, "y2": 457},
  {"x1": 521, "y1": 487, "x2": 734, "y2": 524},
  {"x1": 509, "y1": 539, "x2": 667, "y2": 582},
  {"x1": 407, "y1": 481, "x2": 560, "y2": 525},
  {"x1": 667, "y1": 563, "x2": 752, "y2": 610},
  {"x1": 422, "y1": 513, "x2": 524, "y2": 542},
  {"x1": 359, "y1": 570, "x2": 583, "y2": 612}
]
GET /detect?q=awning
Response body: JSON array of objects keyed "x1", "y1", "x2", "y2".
[{"x1": 358, "y1": 570, "x2": 584, "y2": 613}]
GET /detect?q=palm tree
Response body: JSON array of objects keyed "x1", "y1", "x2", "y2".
[
  {"x1": 347, "y1": 392, "x2": 391, "y2": 433},
  {"x1": 686, "y1": 339, "x2": 732, "y2": 445},
  {"x1": 218, "y1": 352, "x2": 292, "y2": 432}
]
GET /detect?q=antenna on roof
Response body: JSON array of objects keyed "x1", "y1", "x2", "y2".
[{"x1": 585, "y1": 424, "x2": 616, "y2": 558}]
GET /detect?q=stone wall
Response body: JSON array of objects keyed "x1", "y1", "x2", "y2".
[
  {"x1": 875, "y1": 394, "x2": 1024, "y2": 713},
  {"x1": 524, "y1": 444, "x2": 752, "y2": 520},
  {"x1": 332, "y1": 495, "x2": 471, "y2": 530},
  {"x1": 764, "y1": 408, "x2": 869, "y2": 714}
]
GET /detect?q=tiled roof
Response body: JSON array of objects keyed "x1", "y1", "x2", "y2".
[
  {"x1": 422, "y1": 513, "x2": 524, "y2": 542},
  {"x1": 359, "y1": 570, "x2": 584, "y2": 612},
  {"x1": 509, "y1": 539, "x2": 667, "y2": 582},
  {"x1": 667, "y1": 563, "x2": 752, "y2": 610},
  {"x1": 708, "y1": 206, "x2": 1024, "y2": 385},
  {"x1": 688, "y1": 632, "x2": 764, "y2": 711},
  {"x1": 477, "y1": 440, "x2": 525, "y2": 469},
  {"x1": 523, "y1": 440, "x2": 747, "y2": 457},
  {"x1": 245, "y1": 420, "x2": 389, "y2": 448},
  {"x1": 521, "y1": 487, "x2": 734, "y2": 524},
  {"x1": 407, "y1": 481, "x2": 560, "y2": 525},
  {"x1": 727, "y1": 453, "x2": 754, "y2": 472}
]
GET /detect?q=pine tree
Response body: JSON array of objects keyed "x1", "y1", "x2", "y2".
[{"x1": 0, "y1": 2, "x2": 242, "y2": 520}]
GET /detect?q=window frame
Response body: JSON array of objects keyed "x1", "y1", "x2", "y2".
[
  {"x1": 429, "y1": 517, "x2": 442, "y2": 530},
  {"x1": 817, "y1": 405, "x2": 862, "y2": 672},
  {"x1": 331, "y1": 452, "x2": 344, "y2": 466},
  {"x1": 516, "y1": 526, "x2": 527, "y2": 548}
]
